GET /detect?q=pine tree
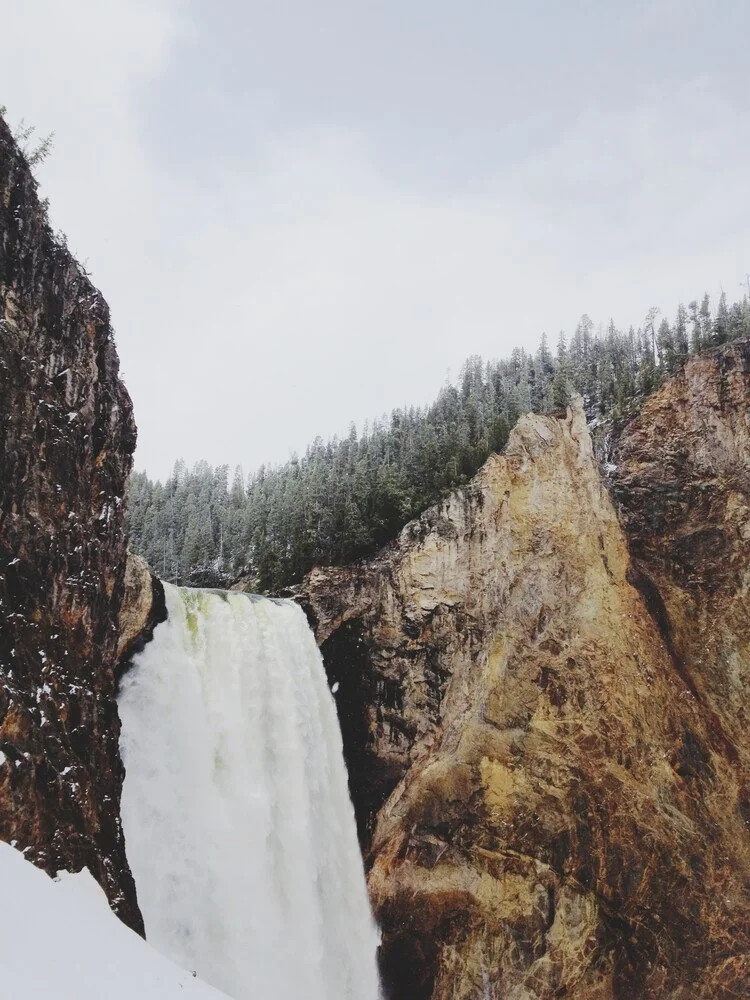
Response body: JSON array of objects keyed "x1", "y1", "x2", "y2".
[
  {"x1": 674, "y1": 304, "x2": 689, "y2": 366},
  {"x1": 125, "y1": 286, "x2": 749, "y2": 591},
  {"x1": 714, "y1": 292, "x2": 730, "y2": 345},
  {"x1": 689, "y1": 301, "x2": 703, "y2": 354}
]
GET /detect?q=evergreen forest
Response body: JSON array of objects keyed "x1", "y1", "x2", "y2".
[{"x1": 126, "y1": 291, "x2": 750, "y2": 591}]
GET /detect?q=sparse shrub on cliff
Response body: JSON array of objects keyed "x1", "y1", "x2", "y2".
[{"x1": 0, "y1": 105, "x2": 54, "y2": 168}]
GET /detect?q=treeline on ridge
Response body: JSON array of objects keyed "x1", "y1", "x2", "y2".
[{"x1": 126, "y1": 290, "x2": 750, "y2": 591}]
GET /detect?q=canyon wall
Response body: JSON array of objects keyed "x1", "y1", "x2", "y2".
[
  {"x1": 0, "y1": 118, "x2": 142, "y2": 931},
  {"x1": 610, "y1": 341, "x2": 750, "y2": 806},
  {"x1": 302, "y1": 344, "x2": 750, "y2": 999},
  {"x1": 3, "y1": 107, "x2": 748, "y2": 996}
]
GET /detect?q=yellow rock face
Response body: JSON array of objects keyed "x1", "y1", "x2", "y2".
[
  {"x1": 117, "y1": 554, "x2": 156, "y2": 660},
  {"x1": 302, "y1": 350, "x2": 750, "y2": 1000}
]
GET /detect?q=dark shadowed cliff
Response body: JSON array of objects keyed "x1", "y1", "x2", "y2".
[{"x1": 0, "y1": 117, "x2": 142, "y2": 931}]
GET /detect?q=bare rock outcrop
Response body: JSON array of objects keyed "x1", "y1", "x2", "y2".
[
  {"x1": 301, "y1": 375, "x2": 750, "y2": 998},
  {"x1": 117, "y1": 553, "x2": 166, "y2": 667},
  {"x1": 118, "y1": 555, "x2": 154, "y2": 660},
  {"x1": 0, "y1": 118, "x2": 142, "y2": 931}
]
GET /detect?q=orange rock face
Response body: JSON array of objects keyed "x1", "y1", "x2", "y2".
[{"x1": 302, "y1": 346, "x2": 750, "y2": 999}]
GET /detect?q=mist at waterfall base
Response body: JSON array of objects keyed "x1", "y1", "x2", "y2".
[{"x1": 118, "y1": 585, "x2": 381, "y2": 1000}]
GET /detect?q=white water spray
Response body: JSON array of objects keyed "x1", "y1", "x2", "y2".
[{"x1": 118, "y1": 584, "x2": 380, "y2": 1000}]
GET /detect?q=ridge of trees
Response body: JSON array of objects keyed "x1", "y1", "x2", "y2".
[{"x1": 126, "y1": 290, "x2": 750, "y2": 591}]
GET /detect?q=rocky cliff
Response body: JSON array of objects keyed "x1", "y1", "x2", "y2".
[
  {"x1": 610, "y1": 341, "x2": 750, "y2": 799},
  {"x1": 301, "y1": 345, "x2": 750, "y2": 999},
  {"x1": 117, "y1": 553, "x2": 165, "y2": 668},
  {"x1": 0, "y1": 118, "x2": 142, "y2": 931},
  {"x1": 4, "y1": 96, "x2": 747, "y2": 990}
]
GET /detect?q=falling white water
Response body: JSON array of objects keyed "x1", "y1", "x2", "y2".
[{"x1": 118, "y1": 584, "x2": 381, "y2": 1000}]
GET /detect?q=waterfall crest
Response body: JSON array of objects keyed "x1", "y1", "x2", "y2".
[{"x1": 118, "y1": 584, "x2": 380, "y2": 1000}]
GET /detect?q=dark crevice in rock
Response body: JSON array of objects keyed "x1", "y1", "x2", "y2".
[
  {"x1": 319, "y1": 618, "x2": 404, "y2": 855},
  {"x1": 377, "y1": 929, "x2": 438, "y2": 1000}
]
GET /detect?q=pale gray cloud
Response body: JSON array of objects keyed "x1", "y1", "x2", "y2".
[{"x1": 2, "y1": 0, "x2": 748, "y2": 479}]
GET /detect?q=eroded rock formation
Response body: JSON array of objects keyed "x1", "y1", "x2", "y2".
[
  {"x1": 0, "y1": 118, "x2": 142, "y2": 931},
  {"x1": 117, "y1": 553, "x2": 165, "y2": 669},
  {"x1": 611, "y1": 341, "x2": 750, "y2": 793},
  {"x1": 301, "y1": 350, "x2": 750, "y2": 999}
]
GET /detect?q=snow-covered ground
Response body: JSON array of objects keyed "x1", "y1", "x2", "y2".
[{"x1": 0, "y1": 840, "x2": 231, "y2": 999}]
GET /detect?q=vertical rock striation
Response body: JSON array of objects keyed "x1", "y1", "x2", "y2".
[
  {"x1": 302, "y1": 378, "x2": 750, "y2": 998},
  {"x1": 0, "y1": 118, "x2": 142, "y2": 931},
  {"x1": 611, "y1": 340, "x2": 750, "y2": 783}
]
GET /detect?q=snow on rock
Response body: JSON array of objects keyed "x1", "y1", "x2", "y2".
[{"x1": 0, "y1": 840, "x2": 231, "y2": 1000}]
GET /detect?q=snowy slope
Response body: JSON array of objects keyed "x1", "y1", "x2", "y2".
[{"x1": 0, "y1": 840, "x2": 232, "y2": 1000}]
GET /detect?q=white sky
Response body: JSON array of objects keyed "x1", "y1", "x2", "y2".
[{"x1": 2, "y1": 0, "x2": 749, "y2": 479}]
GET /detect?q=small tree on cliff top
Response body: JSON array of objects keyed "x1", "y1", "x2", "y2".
[{"x1": 0, "y1": 105, "x2": 54, "y2": 168}]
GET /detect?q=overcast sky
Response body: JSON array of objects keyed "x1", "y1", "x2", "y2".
[{"x1": 2, "y1": 0, "x2": 749, "y2": 479}]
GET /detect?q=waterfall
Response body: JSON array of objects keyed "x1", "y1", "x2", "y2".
[{"x1": 118, "y1": 584, "x2": 381, "y2": 1000}]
